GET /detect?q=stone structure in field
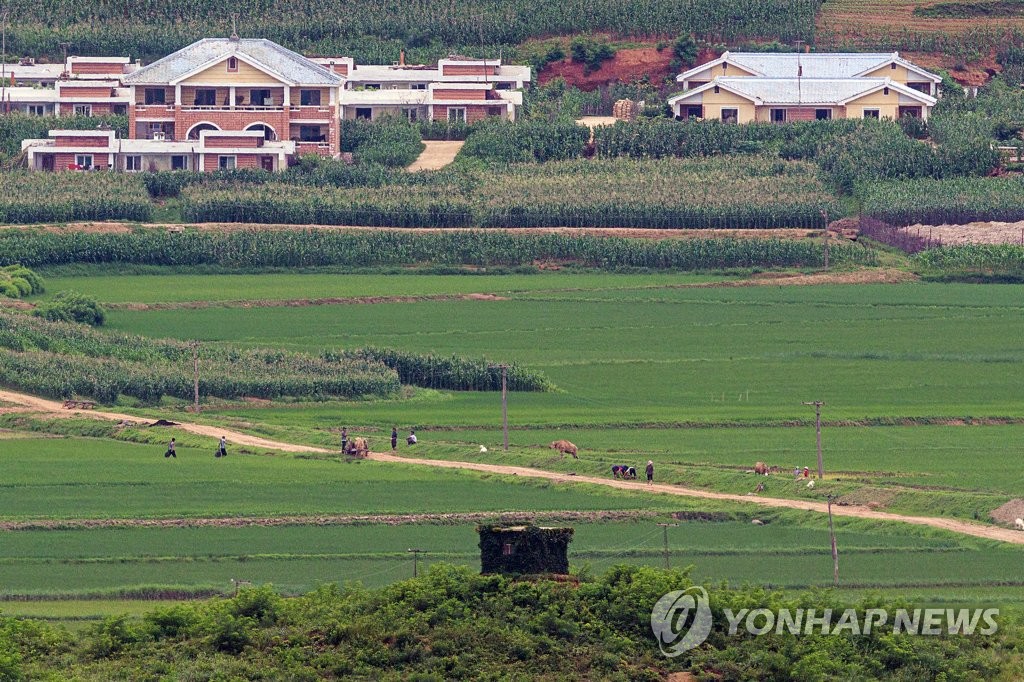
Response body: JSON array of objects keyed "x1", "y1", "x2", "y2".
[{"x1": 478, "y1": 524, "x2": 574, "y2": 575}]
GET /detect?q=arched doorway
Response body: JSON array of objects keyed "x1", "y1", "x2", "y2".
[
  {"x1": 245, "y1": 123, "x2": 277, "y2": 142},
  {"x1": 186, "y1": 122, "x2": 220, "y2": 140}
]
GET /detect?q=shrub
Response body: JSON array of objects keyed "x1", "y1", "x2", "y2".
[
  {"x1": 0, "y1": 265, "x2": 44, "y2": 298},
  {"x1": 32, "y1": 291, "x2": 106, "y2": 326}
]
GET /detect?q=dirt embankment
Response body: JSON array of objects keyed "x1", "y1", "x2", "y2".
[{"x1": 539, "y1": 47, "x2": 675, "y2": 91}]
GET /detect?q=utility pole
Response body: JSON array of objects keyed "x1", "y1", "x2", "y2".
[
  {"x1": 802, "y1": 401, "x2": 824, "y2": 478},
  {"x1": 488, "y1": 363, "x2": 509, "y2": 450},
  {"x1": 656, "y1": 523, "x2": 678, "y2": 570},
  {"x1": 826, "y1": 494, "x2": 839, "y2": 587},
  {"x1": 821, "y1": 209, "x2": 830, "y2": 270},
  {"x1": 190, "y1": 340, "x2": 200, "y2": 413},
  {"x1": 59, "y1": 42, "x2": 71, "y2": 75},
  {"x1": 407, "y1": 548, "x2": 426, "y2": 578}
]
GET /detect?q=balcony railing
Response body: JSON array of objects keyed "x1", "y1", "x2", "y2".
[{"x1": 181, "y1": 104, "x2": 285, "y2": 112}]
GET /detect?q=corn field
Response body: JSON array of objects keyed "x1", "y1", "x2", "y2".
[
  {"x1": 0, "y1": 173, "x2": 153, "y2": 224},
  {"x1": 913, "y1": 245, "x2": 1024, "y2": 275},
  {"x1": 181, "y1": 158, "x2": 841, "y2": 230},
  {"x1": 3, "y1": 0, "x2": 820, "y2": 61},
  {"x1": 858, "y1": 176, "x2": 1024, "y2": 227},
  {"x1": 0, "y1": 311, "x2": 551, "y2": 402},
  {"x1": 0, "y1": 227, "x2": 876, "y2": 270}
]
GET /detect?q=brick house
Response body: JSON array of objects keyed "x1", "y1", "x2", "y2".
[
  {"x1": 21, "y1": 38, "x2": 530, "y2": 171},
  {"x1": 668, "y1": 52, "x2": 940, "y2": 122}
]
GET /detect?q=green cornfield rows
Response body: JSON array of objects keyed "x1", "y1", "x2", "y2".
[{"x1": 0, "y1": 173, "x2": 152, "y2": 223}]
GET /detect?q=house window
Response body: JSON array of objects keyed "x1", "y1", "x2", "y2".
[
  {"x1": 299, "y1": 89, "x2": 321, "y2": 106},
  {"x1": 73, "y1": 104, "x2": 92, "y2": 116},
  {"x1": 171, "y1": 155, "x2": 188, "y2": 170},
  {"x1": 27, "y1": 104, "x2": 46, "y2": 116},
  {"x1": 144, "y1": 88, "x2": 165, "y2": 105},
  {"x1": 402, "y1": 107, "x2": 418, "y2": 122},
  {"x1": 299, "y1": 125, "x2": 324, "y2": 142},
  {"x1": 75, "y1": 154, "x2": 93, "y2": 168},
  {"x1": 721, "y1": 108, "x2": 739, "y2": 124},
  {"x1": 907, "y1": 82, "x2": 931, "y2": 94},
  {"x1": 218, "y1": 156, "x2": 236, "y2": 170},
  {"x1": 355, "y1": 107, "x2": 372, "y2": 120},
  {"x1": 863, "y1": 109, "x2": 880, "y2": 119},
  {"x1": 250, "y1": 89, "x2": 272, "y2": 106},
  {"x1": 714, "y1": 85, "x2": 720, "y2": 94},
  {"x1": 125, "y1": 155, "x2": 142, "y2": 172},
  {"x1": 448, "y1": 107, "x2": 466, "y2": 123},
  {"x1": 685, "y1": 105, "x2": 703, "y2": 119},
  {"x1": 891, "y1": 62, "x2": 897, "y2": 70},
  {"x1": 227, "y1": 57, "x2": 238, "y2": 72},
  {"x1": 815, "y1": 109, "x2": 832, "y2": 120},
  {"x1": 113, "y1": 104, "x2": 127, "y2": 115},
  {"x1": 194, "y1": 89, "x2": 216, "y2": 106},
  {"x1": 410, "y1": 83, "x2": 426, "y2": 90},
  {"x1": 364, "y1": 84, "x2": 381, "y2": 90},
  {"x1": 770, "y1": 108, "x2": 786, "y2": 123},
  {"x1": 883, "y1": 87, "x2": 890, "y2": 96}
]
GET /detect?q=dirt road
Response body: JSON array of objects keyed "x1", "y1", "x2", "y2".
[
  {"x1": 2, "y1": 388, "x2": 1021, "y2": 544},
  {"x1": 406, "y1": 141, "x2": 464, "y2": 171}
]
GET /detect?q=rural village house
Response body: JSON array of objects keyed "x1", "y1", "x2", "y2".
[
  {"x1": 14, "y1": 37, "x2": 529, "y2": 172},
  {"x1": 668, "y1": 52, "x2": 941, "y2": 122}
]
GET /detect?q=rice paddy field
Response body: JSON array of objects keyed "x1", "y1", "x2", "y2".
[{"x1": 5, "y1": 267, "x2": 1024, "y2": 624}]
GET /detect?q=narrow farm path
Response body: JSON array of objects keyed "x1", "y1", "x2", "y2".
[
  {"x1": 2, "y1": 387, "x2": 1021, "y2": 545},
  {"x1": 407, "y1": 140, "x2": 464, "y2": 171}
]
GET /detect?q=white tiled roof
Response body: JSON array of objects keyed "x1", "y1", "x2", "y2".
[
  {"x1": 669, "y1": 77, "x2": 936, "y2": 106},
  {"x1": 0, "y1": 87, "x2": 58, "y2": 102},
  {"x1": 123, "y1": 38, "x2": 343, "y2": 86},
  {"x1": 679, "y1": 52, "x2": 942, "y2": 83}
]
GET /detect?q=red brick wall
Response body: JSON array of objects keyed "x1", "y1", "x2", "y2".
[
  {"x1": 54, "y1": 136, "x2": 110, "y2": 147},
  {"x1": 60, "y1": 87, "x2": 114, "y2": 98},
  {"x1": 785, "y1": 108, "x2": 817, "y2": 122},
  {"x1": 176, "y1": 109, "x2": 290, "y2": 140},
  {"x1": 442, "y1": 64, "x2": 495, "y2": 76},
  {"x1": 435, "y1": 105, "x2": 496, "y2": 123},
  {"x1": 70, "y1": 62, "x2": 125, "y2": 75},
  {"x1": 203, "y1": 135, "x2": 262, "y2": 148},
  {"x1": 52, "y1": 152, "x2": 108, "y2": 169},
  {"x1": 202, "y1": 154, "x2": 262, "y2": 172},
  {"x1": 433, "y1": 89, "x2": 486, "y2": 101}
]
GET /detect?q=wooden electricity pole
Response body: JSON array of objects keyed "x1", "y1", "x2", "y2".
[
  {"x1": 190, "y1": 341, "x2": 200, "y2": 413},
  {"x1": 407, "y1": 548, "x2": 425, "y2": 578},
  {"x1": 656, "y1": 523, "x2": 679, "y2": 570},
  {"x1": 803, "y1": 400, "x2": 824, "y2": 478},
  {"x1": 821, "y1": 209, "x2": 830, "y2": 270},
  {"x1": 489, "y1": 363, "x2": 509, "y2": 450}
]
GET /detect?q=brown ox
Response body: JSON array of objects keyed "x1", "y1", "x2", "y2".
[
  {"x1": 754, "y1": 461, "x2": 768, "y2": 476},
  {"x1": 550, "y1": 440, "x2": 578, "y2": 459},
  {"x1": 347, "y1": 437, "x2": 369, "y2": 457}
]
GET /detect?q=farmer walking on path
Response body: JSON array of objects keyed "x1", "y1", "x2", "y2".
[
  {"x1": 646, "y1": 460, "x2": 654, "y2": 485},
  {"x1": 340, "y1": 427, "x2": 348, "y2": 454},
  {"x1": 165, "y1": 438, "x2": 177, "y2": 458},
  {"x1": 391, "y1": 426, "x2": 398, "y2": 450}
]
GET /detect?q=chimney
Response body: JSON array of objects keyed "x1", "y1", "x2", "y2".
[{"x1": 399, "y1": 50, "x2": 405, "y2": 67}]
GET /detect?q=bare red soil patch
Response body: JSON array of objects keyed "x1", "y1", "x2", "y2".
[{"x1": 539, "y1": 47, "x2": 674, "y2": 90}]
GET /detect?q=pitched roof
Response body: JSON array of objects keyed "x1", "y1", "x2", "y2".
[
  {"x1": 678, "y1": 52, "x2": 941, "y2": 83},
  {"x1": 123, "y1": 38, "x2": 343, "y2": 86},
  {"x1": 668, "y1": 77, "x2": 937, "y2": 107}
]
